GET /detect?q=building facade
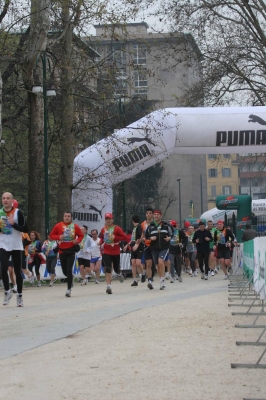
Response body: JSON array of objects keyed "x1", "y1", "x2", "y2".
[{"x1": 87, "y1": 22, "x2": 207, "y2": 223}]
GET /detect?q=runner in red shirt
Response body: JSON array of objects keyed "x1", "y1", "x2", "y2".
[
  {"x1": 50, "y1": 211, "x2": 83, "y2": 297},
  {"x1": 99, "y1": 213, "x2": 127, "y2": 294}
]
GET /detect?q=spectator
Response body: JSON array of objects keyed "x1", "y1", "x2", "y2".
[{"x1": 241, "y1": 224, "x2": 257, "y2": 242}]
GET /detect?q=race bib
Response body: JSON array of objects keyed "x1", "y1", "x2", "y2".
[
  {"x1": 0, "y1": 216, "x2": 12, "y2": 235},
  {"x1": 62, "y1": 223, "x2": 75, "y2": 242}
]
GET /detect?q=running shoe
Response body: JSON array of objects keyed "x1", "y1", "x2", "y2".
[
  {"x1": 49, "y1": 281, "x2": 54, "y2": 287},
  {"x1": 208, "y1": 271, "x2": 211, "y2": 277},
  {"x1": 178, "y1": 276, "x2": 182, "y2": 282},
  {"x1": 17, "y1": 294, "x2": 23, "y2": 307},
  {"x1": 29, "y1": 274, "x2": 35, "y2": 284},
  {"x1": 141, "y1": 274, "x2": 146, "y2": 283},
  {"x1": 81, "y1": 279, "x2": 87, "y2": 286},
  {"x1": 165, "y1": 272, "x2": 171, "y2": 280},
  {"x1": 214, "y1": 269, "x2": 218, "y2": 274},
  {"x1": 95, "y1": 279, "x2": 99, "y2": 284},
  {"x1": 147, "y1": 280, "x2": 154, "y2": 290},
  {"x1": 12, "y1": 285, "x2": 18, "y2": 293},
  {"x1": 106, "y1": 285, "x2": 112, "y2": 294},
  {"x1": 170, "y1": 276, "x2": 175, "y2": 283},
  {"x1": 118, "y1": 274, "x2": 125, "y2": 283},
  {"x1": 201, "y1": 273, "x2": 205, "y2": 280},
  {"x1": 131, "y1": 281, "x2": 138, "y2": 287},
  {"x1": 204, "y1": 275, "x2": 208, "y2": 280},
  {"x1": 65, "y1": 289, "x2": 71, "y2": 297},
  {"x1": 3, "y1": 291, "x2": 12, "y2": 305},
  {"x1": 37, "y1": 281, "x2": 41, "y2": 287},
  {"x1": 224, "y1": 274, "x2": 229, "y2": 280},
  {"x1": 211, "y1": 271, "x2": 215, "y2": 276},
  {"x1": 160, "y1": 280, "x2": 166, "y2": 290}
]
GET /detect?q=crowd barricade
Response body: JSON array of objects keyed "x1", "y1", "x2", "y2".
[
  {"x1": 22, "y1": 253, "x2": 132, "y2": 281},
  {"x1": 237, "y1": 238, "x2": 266, "y2": 300}
]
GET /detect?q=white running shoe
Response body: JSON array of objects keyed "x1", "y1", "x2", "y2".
[
  {"x1": 165, "y1": 272, "x2": 171, "y2": 280},
  {"x1": 49, "y1": 281, "x2": 54, "y2": 287},
  {"x1": 211, "y1": 270, "x2": 215, "y2": 276},
  {"x1": 160, "y1": 280, "x2": 166, "y2": 290},
  {"x1": 201, "y1": 273, "x2": 205, "y2": 280},
  {"x1": 17, "y1": 294, "x2": 24, "y2": 307},
  {"x1": 3, "y1": 291, "x2": 12, "y2": 305},
  {"x1": 106, "y1": 285, "x2": 112, "y2": 294},
  {"x1": 178, "y1": 276, "x2": 182, "y2": 282},
  {"x1": 81, "y1": 279, "x2": 87, "y2": 286},
  {"x1": 208, "y1": 271, "x2": 211, "y2": 277},
  {"x1": 37, "y1": 281, "x2": 41, "y2": 287},
  {"x1": 65, "y1": 289, "x2": 71, "y2": 297},
  {"x1": 224, "y1": 274, "x2": 229, "y2": 280},
  {"x1": 204, "y1": 275, "x2": 208, "y2": 280},
  {"x1": 95, "y1": 279, "x2": 99, "y2": 284},
  {"x1": 118, "y1": 274, "x2": 124, "y2": 283},
  {"x1": 170, "y1": 277, "x2": 175, "y2": 283},
  {"x1": 12, "y1": 285, "x2": 18, "y2": 293},
  {"x1": 214, "y1": 269, "x2": 218, "y2": 274}
]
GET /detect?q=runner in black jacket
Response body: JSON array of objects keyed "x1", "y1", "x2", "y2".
[
  {"x1": 193, "y1": 221, "x2": 213, "y2": 280},
  {"x1": 213, "y1": 220, "x2": 235, "y2": 279}
]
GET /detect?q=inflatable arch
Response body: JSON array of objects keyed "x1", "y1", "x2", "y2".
[{"x1": 73, "y1": 106, "x2": 266, "y2": 232}]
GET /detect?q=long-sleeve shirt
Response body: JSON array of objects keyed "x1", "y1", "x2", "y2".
[
  {"x1": 193, "y1": 229, "x2": 213, "y2": 252},
  {"x1": 50, "y1": 222, "x2": 83, "y2": 253},
  {"x1": 99, "y1": 225, "x2": 127, "y2": 255}
]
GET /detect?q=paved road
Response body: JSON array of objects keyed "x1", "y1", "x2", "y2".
[{"x1": 0, "y1": 273, "x2": 265, "y2": 400}]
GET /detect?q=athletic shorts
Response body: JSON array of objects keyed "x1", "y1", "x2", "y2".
[
  {"x1": 78, "y1": 257, "x2": 90, "y2": 267},
  {"x1": 131, "y1": 243, "x2": 144, "y2": 260},
  {"x1": 142, "y1": 246, "x2": 153, "y2": 263},
  {"x1": 90, "y1": 256, "x2": 102, "y2": 263},
  {"x1": 217, "y1": 249, "x2": 231, "y2": 260},
  {"x1": 151, "y1": 249, "x2": 169, "y2": 265}
]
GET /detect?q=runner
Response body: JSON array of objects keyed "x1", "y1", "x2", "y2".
[
  {"x1": 193, "y1": 221, "x2": 213, "y2": 280},
  {"x1": 213, "y1": 220, "x2": 235, "y2": 279},
  {"x1": 42, "y1": 236, "x2": 58, "y2": 287},
  {"x1": 141, "y1": 208, "x2": 154, "y2": 283},
  {"x1": 186, "y1": 226, "x2": 197, "y2": 277},
  {"x1": 0, "y1": 192, "x2": 28, "y2": 307},
  {"x1": 27, "y1": 231, "x2": 42, "y2": 287},
  {"x1": 90, "y1": 229, "x2": 102, "y2": 284},
  {"x1": 168, "y1": 220, "x2": 186, "y2": 283},
  {"x1": 50, "y1": 211, "x2": 83, "y2": 297},
  {"x1": 207, "y1": 220, "x2": 218, "y2": 276},
  {"x1": 99, "y1": 212, "x2": 127, "y2": 294},
  {"x1": 77, "y1": 225, "x2": 94, "y2": 286},
  {"x1": 125, "y1": 214, "x2": 144, "y2": 287},
  {"x1": 21, "y1": 232, "x2": 34, "y2": 283},
  {"x1": 145, "y1": 210, "x2": 173, "y2": 290}
]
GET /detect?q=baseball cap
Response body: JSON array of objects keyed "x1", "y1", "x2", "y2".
[
  {"x1": 169, "y1": 219, "x2": 177, "y2": 227},
  {"x1": 105, "y1": 213, "x2": 113, "y2": 219},
  {"x1": 217, "y1": 220, "x2": 224, "y2": 224}
]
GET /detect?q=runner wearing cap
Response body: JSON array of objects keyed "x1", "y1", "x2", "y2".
[
  {"x1": 145, "y1": 210, "x2": 173, "y2": 290},
  {"x1": 213, "y1": 220, "x2": 235, "y2": 279},
  {"x1": 99, "y1": 212, "x2": 127, "y2": 294},
  {"x1": 141, "y1": 208, "x2": 154, "y2": 283},
  {"x1": 169, "y1": 220, "x2": 186, "y2": 283}
]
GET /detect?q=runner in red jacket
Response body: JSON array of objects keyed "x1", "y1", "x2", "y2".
[
  {"x1": 99, "y1": 212, "x2": 127, "y2": 294},
  {"x1": 50, "y1": 211, "x2": 83, "y2": 297}
]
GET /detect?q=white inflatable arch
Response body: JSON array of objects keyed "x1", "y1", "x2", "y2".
[{"x1": 73, "y1": 106, "x2": 266, "y2": 231}]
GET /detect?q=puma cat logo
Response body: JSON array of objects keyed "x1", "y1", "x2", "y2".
[
  {"x1": 248, "y1": 115, "x2": 266, "y2": 125},
  {"x1": 89, "y1": 205, "x2": 104, "y2": 218},
  {"x1": 127, "y1": 134, "x2": 155, "y2": 146}
]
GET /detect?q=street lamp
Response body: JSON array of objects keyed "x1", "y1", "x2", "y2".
[
  {"x1": 177, "y1": 179, "x2": 182, "y2": 227},
  {"x1": 32, "y1": 51, "x2": 56, "y2": 238}
]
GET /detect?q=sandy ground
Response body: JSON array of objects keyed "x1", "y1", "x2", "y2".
[{"x1": 0, "y1": 272, "x2": 265, "y2": 400}]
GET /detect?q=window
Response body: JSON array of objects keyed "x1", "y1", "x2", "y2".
[
  {"x1": 134, "y1": 69, "x2": 147, "y2": 94},
  {"x1": 211, "y1": 185, "x2": 216, "y2": 197},
  {"x1": 222, "y1": 186, "x2": 232, "y2": 195},
  {"x1": 208, "y1": 154, "x2": 217, "y2": 160},
  {"x1": 114, "y1": 69, "x2": 128, "y2": 97},
  {"x1": 209, "y1": 169, "x2": 217, "y2": 178},
  {"x1": 133, "y1": 43, "x2": 147, "y2": 65},
  {"x1": 223, "y1": 154, "x2": 230, "y2": 159},
  {"x1": 222, "y1": 168, "x2": 231, "y2": 177},
  {"x1": 109, "y1": 44, "x2": 127, "y2": 68}
]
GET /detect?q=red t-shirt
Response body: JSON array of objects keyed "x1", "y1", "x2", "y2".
[
  {"x1": 99, "y1": 225, "x2": 127, "y2": 255},
  {"x1": 50, "y1": 222, "x2": 83, "y2": 253}
]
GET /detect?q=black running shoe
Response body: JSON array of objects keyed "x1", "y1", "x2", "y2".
[
  {"x1": 131, "y1": 281, "x2": 138, "y2": 287},
  {"x1": 141, "y1": 274, "x2": 146, "y2": 283}
]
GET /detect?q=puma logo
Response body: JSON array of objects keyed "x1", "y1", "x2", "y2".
[
  {"x1": 127, "y1": 134, "x2": 155, "y2": 146},
  {"x1": 89, "y1": 205, "x2": 104, "y2": 218},
  {"x1": 248, "y1": 115, "x2": 266, "y2": 125}
]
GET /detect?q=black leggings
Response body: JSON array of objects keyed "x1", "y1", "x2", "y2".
[
  {"x1": 59, "y1": 252, "x2": 75, "y2": 290},
  {"x1": 169, "y1": 253, "x2": 182, "y2": 277},
  {"x1": 102, "y1": 254, "x2": 120, "y2": 274},
  {"x1": 197, "y1": 252, "x2": 210, "y2": 274},
  {"x1": 187, "y1": 252, "x2": 196, "y2": 272},
  {"x1": 28, "y1": 254, "x2": 41, "y2": 276},
  {"x1": 46, "y1": 257, "x2": 57, "y2": 275},
  {"x1": 0, "y1": 249, "x2": 23, "y2": 293}
]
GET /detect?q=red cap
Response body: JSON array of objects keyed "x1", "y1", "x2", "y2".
[
  {"x1": 217, "y1": 220, "x2": 224, "y2": 224},
  {"x1": 154, "y1": 209, "x2": 162, "y2": 215},
  {"x1": 169, "y1": 219, "x2": 177, "y2": 227},
  {"x1": 105, "y1": 213, "x2": 113, "y2": 219}
]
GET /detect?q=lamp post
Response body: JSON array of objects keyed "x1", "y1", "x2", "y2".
[
  {"x1": 177, "y1": 179, "x2": 182, "y2": 226},
  {"x1": 32, "y1": 51, "x2": 56, "y2": 238}
]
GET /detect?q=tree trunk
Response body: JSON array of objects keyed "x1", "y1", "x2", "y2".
[
  {"x1": 56, "y1": 2, "x2": 75, "y2": 220},
  {"x1": 22, "y1": 0, "x2": 50, "y2": 239}
]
